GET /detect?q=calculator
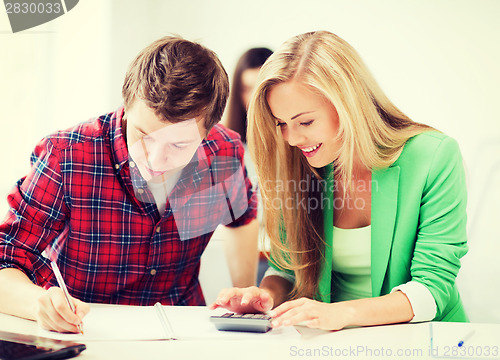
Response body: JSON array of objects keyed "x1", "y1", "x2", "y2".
[{"x1": 210, "y1": 313, "x2": 272, "y2": 333}]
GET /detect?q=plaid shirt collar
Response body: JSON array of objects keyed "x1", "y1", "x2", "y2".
[{"x1": 109, "y1": 106, "x2": 129, "y2": 172}]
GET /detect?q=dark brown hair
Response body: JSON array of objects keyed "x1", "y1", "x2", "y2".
[
  {"x1": 225, "y1": 47, "x2": 273, "y2": 142},
  {"x1": 122, "y1": 36, "x2": 229, "y2": 130}
]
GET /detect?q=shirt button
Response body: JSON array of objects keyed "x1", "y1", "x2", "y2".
[
  {"x1": 115, "y1": 164, "x2": 120, "y2": 169},
  {"x1": 156, "y1": 226, "x2": 161, "y2": 233},
  {"x1": 137, "y1": 188, "x2": 144, "y2": 194},
  {"x1": 129, "y1": 161, "x2": 136, "y2": 168},
  {"x1": 150, "y1": 269, "x2": 157, "y2": 276}
]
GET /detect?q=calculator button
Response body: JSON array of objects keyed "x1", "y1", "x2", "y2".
[
  {"x1": 209, "y1": 312, "x2": 272, "y2": 333},
  {"x1": 255, "y1": 314, "x2": 270, "y2": 319}
]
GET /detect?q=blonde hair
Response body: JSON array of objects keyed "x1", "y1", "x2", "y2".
[{"x1": 248, "y1": 31, "x2": 433, "y2": 299}]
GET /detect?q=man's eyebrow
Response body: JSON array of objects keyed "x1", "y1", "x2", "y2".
[
  {"x1": 133, "y1": 124, "x2": 149, "y2": 135},
  {"x1": 173, "y1": 138, "x2": 198, "y2": 144}
]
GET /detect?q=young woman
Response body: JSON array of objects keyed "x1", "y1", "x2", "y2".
[
  {"x1": 224, "y1": 47, "x2": 273, "y2": 144},
  {"x1": 210, "y1": 31, "x2": 468, "y2": 331}
]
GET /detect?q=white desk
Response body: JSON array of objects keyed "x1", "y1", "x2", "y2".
[{"x1": 1, "y1": 307, "x2": 498, "y2": 360}]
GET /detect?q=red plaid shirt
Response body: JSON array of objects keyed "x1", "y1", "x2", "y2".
[{"x1": 0, "y1": 107, "x2": 257, "y2": 306}]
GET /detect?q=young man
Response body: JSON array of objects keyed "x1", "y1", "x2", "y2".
[{"x1": 0, "y1": 36, "x2": 258, "y2": 333}]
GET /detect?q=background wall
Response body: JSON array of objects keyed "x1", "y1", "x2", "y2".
[{"x1": 1, "y1": 0, "x2": 499, "y2": 321}]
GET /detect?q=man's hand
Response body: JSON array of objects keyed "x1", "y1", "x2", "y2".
[{"x1": 35, "y1": 287, "x2": 90, "y2": 333}]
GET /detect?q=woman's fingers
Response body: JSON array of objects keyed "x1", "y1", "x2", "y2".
[
  {"x1": 209, "y1": 286, "x2": 273, "y2": 313},
  {"x1": 270, "y1": 297, "x2": 307, "y2": 318},
  {"x1": 252, "y1": 291, "x2": 273, "y2": 312}
]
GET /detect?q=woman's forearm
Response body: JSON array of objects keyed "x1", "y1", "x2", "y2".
[{"x1": 344, "y1": 290, "x2": 414, "y2": 327}]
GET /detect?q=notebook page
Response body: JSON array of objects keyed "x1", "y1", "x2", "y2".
[
  {"x1": 37, "y1": 304, "x2": 301, "y2": 341},
  {"x1": 37, "y1": 304, "x2": 166, "y2": 341}
]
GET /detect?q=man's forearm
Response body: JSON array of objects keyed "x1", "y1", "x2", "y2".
[
  {"x1": 259, "y1": 275, "x2": 294, "y2": 308},
  {"x1": 223, "y1": 219, "x2": 259, "y2": 287},
  {"x1": 0, "y1": 268, "x2": 45, "y2": 320}
]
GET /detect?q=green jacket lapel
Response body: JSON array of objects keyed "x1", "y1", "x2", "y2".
[
  {"x1": 371, "y1": 166, "x2": 400, "y2": 297},
  {"x1": 318, "y1": 164, "x2": 334, "y2": 302}
]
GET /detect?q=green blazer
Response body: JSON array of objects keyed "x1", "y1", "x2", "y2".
[{"x1": 272, "y1": 131, "x2": 469, "y2": 322}]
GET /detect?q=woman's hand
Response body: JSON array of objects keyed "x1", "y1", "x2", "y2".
[
  {"x1": 209, "y1": 286, "x2": 274, "y2": 314},
  {"x1": 269, "y1": 297, "x2": 354, "y2": 331},
  {"x1": 35, "y1": 287, "x2": 90, "y2": 333}
]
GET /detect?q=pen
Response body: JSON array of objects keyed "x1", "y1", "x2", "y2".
[
  {"x1": 50, "y1": 260, "x2": 84, "y2": 335},
  {"x1": 457, "y1": 330, "x2": 475, "y2": 347}
]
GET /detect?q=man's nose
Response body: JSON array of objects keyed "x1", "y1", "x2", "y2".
[{"x1": 147, "y1": 145, "x2": 168, "y2": 169}]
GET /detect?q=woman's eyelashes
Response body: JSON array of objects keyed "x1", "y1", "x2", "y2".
[{"x1": 276, "y1": 120, "x2": 314, "y2": 127}]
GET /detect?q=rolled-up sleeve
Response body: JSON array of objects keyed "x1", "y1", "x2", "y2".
[
  {"x1": 409, "y1": 137, "x2": 468, "y2": 319},
  {"x1": 0, "y1": 137, "x2": 67, "y2": 285}
]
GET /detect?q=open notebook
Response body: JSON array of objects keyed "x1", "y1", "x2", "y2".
[{"x1": 37, "y1": 304, "x2": 299, "y2": 341}]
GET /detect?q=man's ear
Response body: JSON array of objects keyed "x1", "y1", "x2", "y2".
[{"x1": 196, "y1": 118, "x2": 209, "y2": 140}]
